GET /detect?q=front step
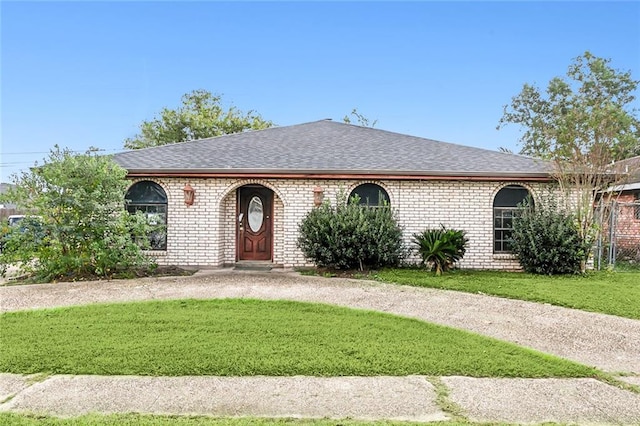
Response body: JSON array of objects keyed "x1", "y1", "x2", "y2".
[{"x1": 234, "y1": 261, "x2": 274, "y2": 271}]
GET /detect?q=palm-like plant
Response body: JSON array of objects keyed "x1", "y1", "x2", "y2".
[{"x1": 412, "y1": 226, "x2": 468, "y2": 275}]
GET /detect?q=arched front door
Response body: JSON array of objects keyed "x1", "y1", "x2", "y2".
[{"x1": 237, "y1": 185, "x2": 273, "y2": 261}]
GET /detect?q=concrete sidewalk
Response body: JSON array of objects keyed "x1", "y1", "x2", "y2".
[{"x1": 1, "y1": 373, "x2": 640, "y2": 424}]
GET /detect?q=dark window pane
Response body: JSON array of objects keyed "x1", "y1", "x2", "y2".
[
  {"x1": 126, "y1": 181, "x2": 168, "y2": 204},
  {"x1": 494, "y1": 185, "x2": 533, "y2": 208},
  {"x1": 503, "y1": 217, "x2": 512, "y2": 229},
  {"x1": 349, "y1": 183, "x2": 390, "y2": 207}
]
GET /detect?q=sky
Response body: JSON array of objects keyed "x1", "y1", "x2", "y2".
[{"x1": 1, "y1": 1, "x2": 639, "y2": 182}]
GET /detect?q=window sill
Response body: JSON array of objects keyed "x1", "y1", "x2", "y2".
[{"x1": 493, "y1": 253, "x2": 517, "y2": 260}]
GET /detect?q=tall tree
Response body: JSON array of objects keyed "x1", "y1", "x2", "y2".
[
  {"x1": 498, "y1": 51, "x2": 640, "y2": 270},
  {"x1": 124, "y1": 90, "x2": 273, "y2": 149}
]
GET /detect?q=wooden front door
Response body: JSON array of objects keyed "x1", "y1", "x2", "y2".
[{"x1": 237, "y1": 186, "x2": 273, "y2": 261}]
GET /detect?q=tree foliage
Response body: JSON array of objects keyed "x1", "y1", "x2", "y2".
[
  {"x1": 499, "y1": 52, "x2": 639, "y2": 161},
  {"x1": 498, "y1": 52, "x2": 640, "y2": 270},
  {"x1": 124, "y1": 90, "x2": 273, "y2": 149},
  {"x1": 343, "y1": 108, "x2": 378, "y2": 127},
  {"x1": 0, "y1": 147, "x2": 153, "y2": 282},
  {"x1": 297, "y1": 193, "x2": 405, "y2": 270}
]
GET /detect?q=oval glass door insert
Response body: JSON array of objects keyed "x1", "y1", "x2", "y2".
[{"x1": 248, "y1": 196, "x2": 264, "y2": 232}]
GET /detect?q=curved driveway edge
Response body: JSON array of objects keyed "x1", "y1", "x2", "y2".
[{"x1": 1, "y1": 269, "x2": 639, "y2": 374}]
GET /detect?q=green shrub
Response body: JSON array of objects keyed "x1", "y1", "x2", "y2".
[
  {"x1": 0, "y1": 147, "x2": 154, "y2": 282},
  {"x1": 412, "y1": 226, "x2": 468, "y2": 275},
  {"x1": 297, "y1": 194, "x2": 405, "y2": 270},
  {"x1": 510, "y1": 197, "x2": 587, "y2": 275}
]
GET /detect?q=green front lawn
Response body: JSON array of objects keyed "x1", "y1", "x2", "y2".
[
  {"x1": 376, "y1": 269, "x2": 640, "y2": 319},
  {"x1": 0, "y1": 299, "x2": 598, "y2": 378}
]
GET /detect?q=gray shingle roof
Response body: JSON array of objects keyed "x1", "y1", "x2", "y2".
[
  {"x1": 113, "y1": 120, "x2": 550, "y2": 178},
  {"x1": 613, "y1": 155, "x2": 640, "y2": 181}
]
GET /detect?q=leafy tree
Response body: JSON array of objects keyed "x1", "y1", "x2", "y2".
[
  {"x1": 498, "y1": 51, "x2": 640, "y2": 271},
  {"x1": 124, "y1": 90, "x2": 273, "y2": 149},
  {"x1": 0, "y1": 147, "x2": 153, "y2": 282}
]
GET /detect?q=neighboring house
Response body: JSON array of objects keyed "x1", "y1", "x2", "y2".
[
  {"x1": 113, "y1": 120, "x2": 552, "y2": 270},
  {"x1": 605, "y1": 156, "x2": 640, "y2": 259},
  {"x1": 612, "y1": 155, "x2": 640, "y2": 204}
]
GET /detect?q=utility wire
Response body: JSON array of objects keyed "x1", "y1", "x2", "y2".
[{"x1": 2, "y1": 148, "x2": 122, "y2": 155}]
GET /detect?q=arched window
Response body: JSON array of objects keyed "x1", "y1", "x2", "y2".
[
  {"x1": 349, "y1": 183, "x2": 390, "y2": 207},
  {"x1": 126, "y1": 181, "x2": 167, "y2": 250},
  {"x1": 493, "y1": 185, "x2": 533, "y2": 253}
]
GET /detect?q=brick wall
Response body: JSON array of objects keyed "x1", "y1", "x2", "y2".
[
  {"x1": 133, "y1": 177, "x2": 548, "y2": 270},
  {"x1": 613, "y1": 192, "x2": 640, "y2": 256}
]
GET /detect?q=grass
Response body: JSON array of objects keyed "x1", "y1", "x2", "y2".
[
  {"x1": 0, "y1": 413, "x2": 510, "y2": 426},
  {"x1": 0, "y1": 299, "x2": 599, "y2": 378},
  {"x1": 375, "y1": 269, "x2": 640, "y2": 319},
  {"x1": 427, "y1": 377, "x2": 467, "y2": 422}
]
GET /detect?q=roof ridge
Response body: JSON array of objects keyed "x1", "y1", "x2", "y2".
[{"x1": 113, "y1": 120, "x2": 551, "y2": 178}]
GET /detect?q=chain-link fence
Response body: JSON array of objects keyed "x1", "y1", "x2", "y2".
[{"x1": 595, "y1": 199, "x2": 640, "y2": 270}]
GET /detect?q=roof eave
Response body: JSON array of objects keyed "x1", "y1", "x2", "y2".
[{"x1": 124, "y1": 168, "x2": 552, "y2": 181}]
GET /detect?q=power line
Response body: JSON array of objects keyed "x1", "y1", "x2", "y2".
[
  {"x1": 0, "y1": 162, "x2": 37, "y2": 166},
  {"x1": 1, "y1": 148, "x2": 123, "y2": 155}
]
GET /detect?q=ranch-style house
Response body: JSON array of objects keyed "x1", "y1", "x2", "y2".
[{"x1": 113, "y1": 119, "x2": 552, "y2": 270}]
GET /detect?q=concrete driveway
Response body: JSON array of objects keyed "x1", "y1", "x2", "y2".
[{"x1": 1, "y1": 269, "x2": 639, "y2": 424}]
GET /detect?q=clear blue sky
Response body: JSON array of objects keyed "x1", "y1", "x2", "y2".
[{"x1": 2, "y1": 1, "x2": 639, "y2": 182}]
